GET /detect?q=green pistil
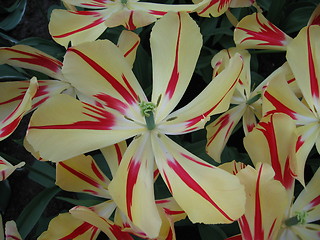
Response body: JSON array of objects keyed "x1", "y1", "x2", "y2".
[
  {"x1": 247, "y1": 93, "x2": 261, "y2": 105},
  {"x1": 121, "y1": 0, "x2": 127, "y2": 4},
  {"x1": 139, "y1": 101, "x2": 156, "y2": 130},
  {"x1": 285, "y1": 211, "x2": 308, "y2": 226}
]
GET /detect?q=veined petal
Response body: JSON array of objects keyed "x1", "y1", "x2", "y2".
[
  {"x1": 290, "y1": 224, "x2": 320, "y2": 240},
  {"x1": 117, "y1": 30, "x2": 140, "y2": 68},
  {"x1": 295, "y1": 123, "x2": 320, "y2": 186},
  {"x1": 151, "y1": 133, "x2": 245, "y2": 224},
  {"x1": 0, "y1": 77, "x2": 38, "y2": 141},
  {"x1": 236, "y1": 164, "x2": 288, "y2": 240},
  {"x1": 151, "y1": 12, "x2": 202, "y2": 122},
  {"x1": 206, "y1": 104, "x2": 246, "y2": 163},
  {"x1": 108, "y1": 133, "x2": 162, "y2": 238},
  {"x1": 100, "y1": 141, "x2": 127, "y2": 178},
  {"x1": 105, "y1": 9, "x2": 156, "y2": 30},
  {"x1": 219, "y1": 160, "x2": 247, "y2": 176},
  {"x1": 0, "y1": 156, "x2": 25, "y2": 181},
  {"x1": 262, "y1": 71, "x2": 315, "y2": 124},
  {"x1": 155, "y1": 197, "x2": 187, "y2": 240},
  {"x1": 193, "y1": 0, "x2": 232, "y2": 17},
  {"x1": 234, "y1": 13, "x2": 292, "y2": 50},
  {"x1": 292, "y1": 166, "x2": 320, "y2": 223},
  {"x1": 49, "y1": 9, "x2": 108, "y2": 47},
  {"x1": 0, "y1": 45, "x2": 63, "y2": 79},
  {"x1": 26, "y1": 94, "x2": 143, "y2": 162},
  {"x1": 242, "y1": 107, "x2": 258, "y2": 135},
  {"x1": 70, "y1": 204, "x2": 134, "y2": 240},
  {"x1": 244, "y1": 113, "x2": 299, "y2": 194},
  {"x1": 62, "y1": 0, "x2": 109, "y2": 8},
  {"x1": 62, "y1": 40, "x2": 146, "y2": 120},
  {"x1": 308, "y1": 4, "x2": 320, "y2": 26},
  {"x1": 5, "y1": 221, "x2": 22, "y2": 240},
  {"x1": 38, "y1": 213, "x2": 100, "y2": 240},
  {"x1": 286, "y1": 25, "x2": 320, "y2": 113},
  {"x1": 56, "y1": 154, "x2": 110, "y2": 198},
  {"x1": 159, "y1": 53, "x2": 242, "y2": 134}
]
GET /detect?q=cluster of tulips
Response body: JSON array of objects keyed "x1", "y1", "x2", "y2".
[{"x1": 0, "y1": 0, "x2": 320, "y2": 239}]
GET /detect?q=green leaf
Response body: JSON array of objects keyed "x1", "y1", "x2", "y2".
[
  {"x1": 266, "y1": 0, "x2": 286, "y2": 25},
  {"x1": 0, "y1": 180, "x2": 11, "y2": 214},
  {"x1": 0, "y1": 0, "x2": 27, "y2": 31},
  {"x1": 56, "y1": 196, "x2": 105, "y2": 207},
  {"x1": 198, "y1": 224, "x2": 227, "y2": 240},
  {"x1": 28, "y1": 161, "x2": 56, "y2": 188},
  {"x1": 0, "y1": 65, "x2": 28, "y2": 80},
  {"x1": 282, "y1": 6, "x2": 314, "y2": 34},
  {"x1": 16, "y1": 186, "x2": 60, "y2": 239}
]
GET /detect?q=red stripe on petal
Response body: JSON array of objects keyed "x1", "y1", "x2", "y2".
[
  {"x1": 126, "y1": 158, "x2": 141, "y2": 221},
  {"x1": 296, "y1": 135, "x2": 304, "y2": 152},
  {"x1": 180, "y1": 153, "x2": 214, "y2": 168},
  {"x1": 123, "y1": 40, "x2": 139, "y2": 58},
  {"x1": 268, "y1": 218, "x2": 277, "y2": 240},
  {"x1": 115, "y1": 143, "x2": 123, "y2": 165},
  {"x1": 148, "y1": 10, "x2": 167, "y2": 16},
  {"x1": 30, "y1": 103, "x2": 116, "y2": 130},
  {"x1": 59, "y1": 162, "x2": 102, "y2": 188},
  {"x1": 155, "y1": 199, "x2": 170, "y2": 204},
  {"x1": 68, "y1": 48, "x2": 138, "y2": 104},
  {"x1": 254, "y1": 165, "x2": 264, "y2": 240},
  {"x1": 306, "y1": 27, "x2": 319, "y2": 99},
  {"x1": 165, "y1": 13, "x2": 181, "y2": 99},
  {"x1": 163, "y1": 171, "x2": 173, "y2": 193},
  {"x1": 0, "y1": 115, "x2": 23, "y2": 138},
  {"x1": 309, "y1": 195, "x2": 320, "y2": 208},
  {"x1": 168, "y1": 158, "x2": 233, "y2": 221},
  {"x1": 91, "y1": 161, "x2": 106, "y2": 182},
  {"x1": 58, "y1": 222, "x2": 97, "y2": 240},
  {"x1": 5, "y1": 235, "x2": 20, "y2": 240},
  {"x1": 94, "y1": 93, "x2": 129, "y2": 114},
  {"x1": 264, "y1": 91, "x2": 298, "y2": 120},
  {"x1": 237, "y1": 14, "x2": 287, "y2": 47},
  {"x1": 163, "y1": 207, "x2": 185, "y2": 215},
  {"x1": 4, "y1": 48, "x2": 62, "y2": 73},
  {"x1": 198, "y1": 0, "x2": 231, "y2": 15},
  {"x1": 239, "y1": 215, "x2": 253, "y2": 240},
  {"x1": 125, "y1": 11, "x2": 136, "y2": 30},
  {"x1": 207, "y1": 114, "x2": 231, "y2": 146},
  {"x1": 53, "y1": 17, "x2": 105, "y2": 38}
]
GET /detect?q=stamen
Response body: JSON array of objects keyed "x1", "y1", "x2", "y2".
[
  {"x1": 139, "y1": 101, "x2": 156, "y2": 130},
  {"x1": 247, "y1": 92, "x2": 261, "y2": 105},
  {"x1": 285, "y1": 211, "x2": 308, "y2": 226}
]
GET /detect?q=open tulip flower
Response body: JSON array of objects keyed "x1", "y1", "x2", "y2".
[
  {"x1": 262, "y1": 25, "x2": 320, "y2": 183},
  {"x1": 206, "y1": 48, "x2": 268, "y2": 163},
  {"x1": 49, "y1": 0, "x2": 209, "y2": 47},
  {"x1": 39, "y1": 143, "x2": 186, "y2": 240},
  {"x1": 26, "y1": 12, "x2": 246, "y2": 237},
  {"x1": 0, "y1": 30, "x2": 140, "y2": 142}
]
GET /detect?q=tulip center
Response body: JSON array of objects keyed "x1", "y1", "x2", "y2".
[
  {"x1": 284, "y1": 211, "x2": 308, "y2": 226},
  {"x1": 139, "y1": 101, "x2": 156, "y2": 130}
]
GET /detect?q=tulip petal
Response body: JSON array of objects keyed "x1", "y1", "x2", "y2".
[
  {"x1": 151, "y1": 133, "x2": 245, "y2": 224},
  {"x1": 234, "y1": 13, "x2": 292, "y2": 50},
  {"x1": 0, "y1": 77, "x2": 37, "y2": 141},
  {"x1": 62, "y1": 40, "x2": 146, "y2": 120},
  {"x1": 104, "y1": 9, "x2": 156, "y2": 30},
  {"x1": 159, "y1": 53, "x2": 242, "y2": 134},
  {"x1": 70, "y1": 204, "x2": 134, "y2": 240},
  {"x1": 100, "y1": 141, "x2": 127, "y2": 178},
  {"x1": 286, "y1": 25, "x2": 320, "y2": 113},
  {"x1": 244, "y1": 113, "x2": 298, "y2": 192},
  {"x1": 117, "y1": 30, "x2": 140, "y2": 68},
  {"x1": 237, "y1": 163, "x2": 288, "y2": 240},
  {"x1": 0, "y1": 157, "x2": 24, "y2": 181},
  {"x1": 206, "y1": 104, "x2": 246, "y2": 163},
  {"x1": 5, "y1": 221, "x2": 22, "y2": 240},
  {"x1": 108, "y1": 133, "x2": 162, "y2": 238},
  {"x1": 151, "y1": 12, "x2": 202, "y2": 122},
  {"x1": 26, "y1": 94, "x2": 143, "y2": 162},
  {"x1": 292, "y1": 167, "x2": 320, "y2": 223},
  {"x1": 38, "y1": 213, "x2": 100, "y2": 240},
  {"x1": 49, "y1": 9, "x2": 108, "y2": 47},
  {"x1": 308, "y1": 4, "x2": 320, "y2": 26},
  {"x1": 262, "y1": 71, "x2": 315, "y2": 124},
  {"x1": 193, "y1": 0, "x2": 232, "y2": 17},
  {"x1": 0, "y1": 45, "x2": 63, "y2": 79},
  {"x1": 56, "y1": 154, "x2": 110, "y2": 198}
]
